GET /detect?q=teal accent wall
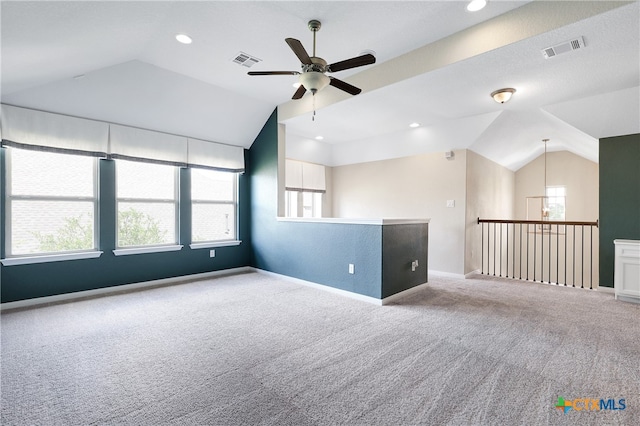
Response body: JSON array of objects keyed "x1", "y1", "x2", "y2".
[
  {"x1": 0, "y1": 153, "x2": 252, "y2": 303},
  {"x1": 248, "y1": 110, "x2": 428, "y2": 299},
  {"x1": 599, "y1": 133, "x2": 640, "y2": 287}
]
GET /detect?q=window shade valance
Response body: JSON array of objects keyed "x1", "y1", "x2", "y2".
[
  {"x1": 188, "y1": 138, "x2": 244, "y2": 172},
  {"x1": 0, "y1": 104, "x2": 245, "y2": 172},
  {"x1": 285, "y1": 159, "x2": 326, "y2": 193},
  {"x1": 109, "y1": 124, "x2": 188, "y2": 167},
  {"x1": 0, "y1": 104, "x2": 109, "y2": 157}
]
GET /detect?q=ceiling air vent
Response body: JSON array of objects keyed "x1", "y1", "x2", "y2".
[
  {"x1": 232, "y1": 52, "x2": 261, "y2": 68},
  {"x1": 542, "y1": 36, "x2": 585, "y2": 59}
]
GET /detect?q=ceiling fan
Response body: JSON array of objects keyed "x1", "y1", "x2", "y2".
[{"x1": 248, "y1": 19, "x2": 376, "y2": 100}]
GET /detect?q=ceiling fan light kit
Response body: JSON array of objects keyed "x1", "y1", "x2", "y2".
[{"x1": 248, "y1": 19, "x2": 376, "y2": 101}]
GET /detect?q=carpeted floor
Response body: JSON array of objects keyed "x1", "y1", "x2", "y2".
[{"x1": 1, "y1": 271, "x2": 639, "y2": 425}]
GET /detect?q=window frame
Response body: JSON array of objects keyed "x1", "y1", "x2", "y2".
[
  {"x1": 545, "y1": 185, "x2": 566, "y2": 221},
  {"x1": 189, "y1": 169, "x2": 240, "y2": 247},
  {"x1": 285, "y1": 190, "x2": 323, "y2": 218},
  {"x1": 3, "y1": 147, "x2": 100, "y2": 261},
  {"x1": 114, "y1": 159, "x2": 181, "y2": 252}
]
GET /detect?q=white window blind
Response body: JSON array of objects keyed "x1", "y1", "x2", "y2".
[
  {"x1": 285, "y1": 159, "x2": 326, "y2": 193},
  {"x1": 188, "y1": 138, "x2": 244, "y2": 172},
  {"x1": 0, "y1": 104, "x2": 109, "y2": 157},
  {"x1": 109, "y1": 124, "x2": 187, "y2": 167}
]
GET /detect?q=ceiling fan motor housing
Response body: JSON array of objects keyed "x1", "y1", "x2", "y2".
[{"x1": 302, "y1": 57, "x2": 327, "y2": 73}]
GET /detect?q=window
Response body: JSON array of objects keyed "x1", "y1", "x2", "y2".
[
  {"x1": 285, "y1": 190, "x2": 322, "y2": 218},
  {"x1": 6, "y1": 148, "x2": 97, "y2": 256},
  {"x1": 546, "y1": 186, "x2": 566, "y2": 221},
  {"x1": 191, "y1": 169, "x2": 238, "y2": 243},
  {"x1": 116, "y1": 160, "x2": 177, "y2": 247}
]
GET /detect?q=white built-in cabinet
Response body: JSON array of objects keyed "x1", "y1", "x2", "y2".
[{"x1": 614, "y1": 240, "x2": 640, "y2": 303}]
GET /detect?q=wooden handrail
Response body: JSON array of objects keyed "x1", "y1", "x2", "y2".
[{"x1": 478, "y1": 218, "x2": 598, "y2": 227}]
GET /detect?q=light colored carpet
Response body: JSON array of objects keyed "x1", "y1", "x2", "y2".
[{"x1": 1, "y1": 271, "x2": 639, "y2": 425}]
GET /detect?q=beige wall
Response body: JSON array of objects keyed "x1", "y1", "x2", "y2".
[
  {"x1": 514, "y1": 151, "x2": 599, "y2": 221},
  {"x1": 465, "y1": 151, "x2": 515, "y2": 274},
  {"x1": 331, "y1": 150, "x2": 467, "y2": 275}
]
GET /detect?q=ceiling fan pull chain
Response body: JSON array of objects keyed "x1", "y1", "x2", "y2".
[{"x1": 312, "y1": 94, "x2": 316, "y2": 121}]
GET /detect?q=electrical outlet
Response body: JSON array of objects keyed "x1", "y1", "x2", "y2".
[
  {"x1": 447, "y1": 200, "x2": 455, "y2": 208},
  {"x1": 348, "y1": 264, "x2": 355, "y2": 274},
  {"x1": 209, "y1": 249, "x2": 216, "y2": 258}
]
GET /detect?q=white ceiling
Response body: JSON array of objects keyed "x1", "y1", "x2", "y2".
[{"x1": 2, "y1": 1, "x2": 639, "y2": 171}]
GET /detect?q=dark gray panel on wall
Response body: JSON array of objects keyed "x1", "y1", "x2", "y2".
[
  {"x1": 382, "y1": 223, "x2": 429, "y2": 298},
  {"x1": 599, "y1": 133, "x2": 640, "y2": 287}
]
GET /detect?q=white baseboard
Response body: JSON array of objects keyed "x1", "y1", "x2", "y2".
[
  {"x1": 429, "y1": 270, "x2": 466, "y2": 279},
  {"x1": 252, "y1": 268, "x2": 429, "y2": 306},
  {"x1": 0, "y1": 266, "x2": 253, "y2": 311},
  {"x1": 381, "y1": 282, "x2": 429, "y2": 305},
  {"x1": 252, "y1": 268, "x2": 386, "y2": 305}
]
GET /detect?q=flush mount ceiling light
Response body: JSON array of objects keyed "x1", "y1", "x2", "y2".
[
  {"x1": 467, "y1": 0, "x2": 487, "y2": 12},
  {"x1": 315, "y1": 136, "x2": 324, "y2": 140},
  {"x1": 409, "y1": 122, "x2": 420, "y2": 128},
  {"x1": 175, "y1": 34, "x2": 192, "y2": 44},
  {"x1": 491, "y1": 88, "x2": 516, "y2": 104}
]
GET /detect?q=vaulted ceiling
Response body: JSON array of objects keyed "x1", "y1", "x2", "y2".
[{"x1": 2, "y1": 1, "x2": 639, "y2": 170}]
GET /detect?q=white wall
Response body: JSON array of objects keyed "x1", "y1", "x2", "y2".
[
  {"x1": 465, "y1": 151, "x2": 515, "y2": 274},
  {"x1": 331, "y1": 150, "x2": 467, "y2": 275}
]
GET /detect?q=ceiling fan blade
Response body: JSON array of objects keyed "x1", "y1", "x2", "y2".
[
  {"x1": 292, "y1": 85, "x2": 307, "y2": 100},
  {"x1": 248, "y1": 71, "x2": 300, "y2": 76},
  {"x1": 329, "y1": 77, "x2": 362, "y2": 96},
  {"x1": 285, "y1": 38, "x2": 313, "y2": 65},
  {"x1": 328, "y1": 53, "x2": 376, "y2": 73}
]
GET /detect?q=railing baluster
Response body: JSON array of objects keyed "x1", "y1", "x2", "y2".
[
  {"x1": 499, "y1": 223, "x2": 503, "y2": 277},
  {"x1": 519, "y1": 223, "x2": 522, "y2": 280},
  {"x1": 556, "y1": 224, "x2": 559, "y2": 285},
  {"x1": 533, "y1": 224, "x2": 537, "y2": 282},
  {"x1": 541, "y1": 222, "x2": 545, "y2": 283},
  {"x1": 564, "y1": 224, "x2": 567, "y2": 286},
  {"x1": 512, "y1": 223, "x2": 516, "y2": 279},
  {"x1": 581, "y1": 225, "x2": 585, "y2": 289},
  {"x1": 493, "y1": 223, "x2": 496, "y2": 276},
  {"x1": 590, "y1": 225, "x2": 593, "y2": 289},
  {"x1": 549, "y1": 223, "x2": 552, "y2": 284},
  {"x1": 572, "y1": 225, "x2": 576, "y2": 287},
  {"x1": 481, "y1": 220, "x2": 484, "y2": 275},
  {"x1": 526, "y1": 223, "x2": 530, "y2": 281}
]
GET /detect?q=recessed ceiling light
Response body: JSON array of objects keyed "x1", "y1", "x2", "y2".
[
  {"x1": 175, "y1": 34, "x2": 192, "y2": 44},
  {"x1": 315, "y1": 136, "x2": 324, "y2": 140},
  {"x1": 409, "y1": 122, "x2": 420, "y2": 128},
  {"x1": 467, "y1": 0, "x2": 487, "y2": 12}
]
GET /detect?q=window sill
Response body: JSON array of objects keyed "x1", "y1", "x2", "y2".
[
  {"x1": 1, "y1": 251, "x2": 103, "y2": 266},
  {"x1": 190, "y1": 240, "x2": 242, "y2": 249},
  {"x1": 113, "y1": 245, "x2": 183, "y2": 256}
]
